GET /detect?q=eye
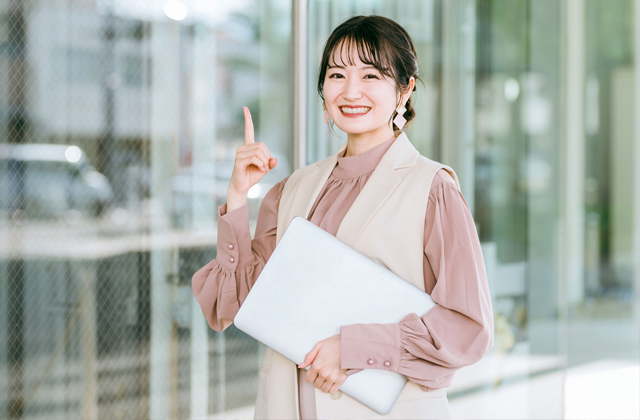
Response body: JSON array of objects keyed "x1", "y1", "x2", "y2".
[
  {"x1": 328, "y1": 73, "x2": 344, "y2": 79},
  {"x1": 365, "y1": 73, "x2": 379, "y2": 79}
]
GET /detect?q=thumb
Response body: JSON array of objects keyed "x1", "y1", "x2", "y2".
[{"x1": 299, "y1": 342, "x2": 321, "y2": 368}]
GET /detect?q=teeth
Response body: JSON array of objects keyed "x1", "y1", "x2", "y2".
[{"x1": 341, "y1": 107, "x2": 370, "y2": 114}]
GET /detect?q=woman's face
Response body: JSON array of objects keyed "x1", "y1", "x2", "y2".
[{"x1": 323, "y1": 44, "x2": 400, "y2": 136}]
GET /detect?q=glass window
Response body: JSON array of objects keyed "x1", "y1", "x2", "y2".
[
  {"x1": 1, "y1": 1, "x2": 638, "y2": 419},
  {"x1": 306, "y1": 1, "x2": 639, "y2": 419},
  {"x1": 0, "y1": 1, "x2": 292, "y2": 419}
]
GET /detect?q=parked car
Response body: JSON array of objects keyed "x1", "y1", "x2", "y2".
[{"x1": 0, "y1": 144, "x2": 113, "y2": 219}]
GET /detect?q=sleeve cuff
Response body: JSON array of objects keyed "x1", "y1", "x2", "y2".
[
  {"x1": 340, "y1": 323, "x2": 402, "y2": 373},
  {"x1": 217, "y1": 202, "x2": 253, "y2": 270}
]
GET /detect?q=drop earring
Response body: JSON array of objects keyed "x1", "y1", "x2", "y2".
[
  {"x1": 322, "y1": 101, "x2": 330, "y2": 125},
  {"x1": 393, "y1": 104, "x2": 407, "y2": 130}
]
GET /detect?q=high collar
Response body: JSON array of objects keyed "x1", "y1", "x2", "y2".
[
  {"x1": 332, "y1": 131, "x2": 419, "y2": 171},
  {"x1": 331, "y1": 135, "x2": 397, "y2": 180},
  {"x1": 276, "y1": 130, "x2": 424, "y2": 247}
]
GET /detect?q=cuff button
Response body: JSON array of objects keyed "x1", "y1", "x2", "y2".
[
  {"x1": 367, "y1": 358, "x2": 374, "y2": 365},
  {"x1": 384, "y1": 360, "x2": 391, "y2": 367}
]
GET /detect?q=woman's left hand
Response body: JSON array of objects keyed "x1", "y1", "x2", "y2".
[{"x1": 298, "y1": 334, "x2": 348, "y2": 394}]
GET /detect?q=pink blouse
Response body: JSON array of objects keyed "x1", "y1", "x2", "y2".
[{"x1": 192, "y1": 135, "x2": 494, "y2": 418}]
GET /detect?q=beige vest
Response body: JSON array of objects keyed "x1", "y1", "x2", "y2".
[{"x1": 254, "y1": 132, "x2": 461, "y2": 419}]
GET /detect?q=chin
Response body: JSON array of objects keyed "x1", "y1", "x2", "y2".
[
  {"x1": 338, "y1": 127, "x2": 370, "y2": 135},
  {"x1": 339, "y1": 123, "x2": 387, "y2": 135},
  {"x1": 335, "y1": 122, "x2": 374, "y2": 134}
]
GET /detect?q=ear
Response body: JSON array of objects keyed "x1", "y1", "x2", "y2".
[{"x1": 402, "y1": 77, "x2": 415, "y2": 105}]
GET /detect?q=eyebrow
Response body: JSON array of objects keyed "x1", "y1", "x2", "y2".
[{"x1": 327, "y1": 64, "x2": 378, "y2": 70}]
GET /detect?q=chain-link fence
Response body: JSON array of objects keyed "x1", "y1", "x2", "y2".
[{"x1": 0, "y1": 0, "x2": 293, "y2": 419}]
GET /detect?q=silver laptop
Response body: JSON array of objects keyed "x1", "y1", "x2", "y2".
[{"x1": 233, "y1": 216, "x2": 435, "y2": 415}]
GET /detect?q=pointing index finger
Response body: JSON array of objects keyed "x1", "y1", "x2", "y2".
[{"x1": 243, "y1": 106, "x2": 254, "y2": 145}]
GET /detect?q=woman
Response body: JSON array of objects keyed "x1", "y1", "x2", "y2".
[{"x1": 192, "y1": 15, "x2": 494, "y2": 420}]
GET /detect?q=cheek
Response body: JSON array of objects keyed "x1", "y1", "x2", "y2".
[
  {"x1": 323, "y1": 84, "x2": 341, "y2": 103},
  {"x1": 365, "y1": 85, "x2": 396, "y2": 110}
]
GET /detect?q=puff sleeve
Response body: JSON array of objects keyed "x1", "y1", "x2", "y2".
[
  {"x1": 340, "y1": 169, "x2": 494, "y2": 390},
  {"x1": 191, "y1": 176, "x2": 289, "y2": 331}
]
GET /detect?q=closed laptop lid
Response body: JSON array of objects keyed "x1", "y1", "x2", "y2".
[{"x1": 234, "y1": 216, "x2": 435, "y2": 415}]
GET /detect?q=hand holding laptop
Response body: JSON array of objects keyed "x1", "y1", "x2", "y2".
[{"x1": 298, "y1": 333, "x2": 347, "y2": 394}]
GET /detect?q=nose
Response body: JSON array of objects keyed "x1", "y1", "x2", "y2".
[{"x1": 342, "y1": 77, "x2": 363, "y2": 101}]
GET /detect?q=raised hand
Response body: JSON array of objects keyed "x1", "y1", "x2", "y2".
[{"x1": 227, "y1": 106, "x2": 278, "y2": 211}]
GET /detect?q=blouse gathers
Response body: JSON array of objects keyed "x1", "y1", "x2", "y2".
[{"x1": 191, "y1": 134, "x2": 494, "y2": 416}]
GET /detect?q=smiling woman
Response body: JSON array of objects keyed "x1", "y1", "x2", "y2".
[{"x1": 192, "y1": 14, "x2": 493, "y2": 420}]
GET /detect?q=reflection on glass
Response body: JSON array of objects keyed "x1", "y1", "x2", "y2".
[{"x1": 0, "y1": 0, "x2": 291, "y2": 419}]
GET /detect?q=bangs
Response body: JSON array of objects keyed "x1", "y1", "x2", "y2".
[{"x1": 325, "y1": 34, "x2": 395, "y2": 80}]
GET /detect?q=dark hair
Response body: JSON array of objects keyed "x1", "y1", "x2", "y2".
[{"x1": 317, "y1": 15, "x2": 423, "y2": 133}]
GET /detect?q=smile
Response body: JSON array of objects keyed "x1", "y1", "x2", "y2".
[{"x1": 340, "y1": 107, "x2": 371, "y2": 116}]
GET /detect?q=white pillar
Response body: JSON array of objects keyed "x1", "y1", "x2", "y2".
[
  {"x1": 150, "y1": 248, "x2": 177, "y2": 419},
  {"x1": 562, "y1": 0, "x2": 586, "y2": 305},
  {"x1": 216, "y1": 332, "x2": 226, "y2": 413},
  {"x1": 441, "y1": 0, "x2": 476, "y2": 213},
  {"x1": 632, "y1": 0, "x2": 640, "y2": 325},
  {"x1": 190, "y1": 295, "x2": 209, "y2": 419},
  {"x1": 78, "y1": 263, "x2": 98, "y2": 420},
  {"x1": 188, "y1": 21, "x2": 215, "y2": 420},
  {"x1": 149, "y1": 19, "x2": 180, "y2": 420},
  {"x1": 293, "y1": 0, "x2": 307, "y2": 170}
]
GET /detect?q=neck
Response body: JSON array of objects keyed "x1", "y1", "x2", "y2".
[{"x1": 344, "y1": 126, "x2": 397, "y2": 157}]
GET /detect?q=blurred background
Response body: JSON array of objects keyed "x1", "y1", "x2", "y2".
[{"x1": 0, "y1": 0, "x2": 638, "y2": 419}]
